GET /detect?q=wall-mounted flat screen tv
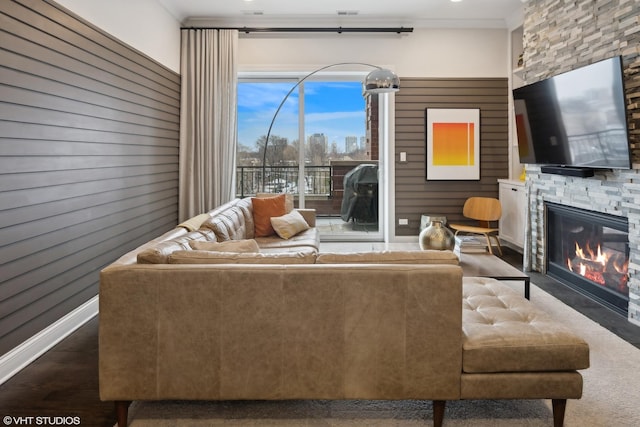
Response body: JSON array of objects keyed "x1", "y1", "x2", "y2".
[{"x1": 512, "y1": 56, "x2": 631, "y2": 170}]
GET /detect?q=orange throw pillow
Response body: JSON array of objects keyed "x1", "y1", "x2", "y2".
[{"x1": 252, "y1": 194, "x2": 286, "y2": 237}]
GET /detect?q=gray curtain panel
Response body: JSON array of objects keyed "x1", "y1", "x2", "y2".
[{"x1": 179, "y1": 29, "x2": 238, "y2": 222}]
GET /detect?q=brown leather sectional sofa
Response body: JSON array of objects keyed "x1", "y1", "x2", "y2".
[{"x1": 99, "y1": 197, "x2": 589, "y2": 427}]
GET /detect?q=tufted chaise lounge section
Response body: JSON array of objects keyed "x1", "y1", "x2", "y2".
[{"x1": 461, "y1": 278, "x2": 590, "y2": 426}]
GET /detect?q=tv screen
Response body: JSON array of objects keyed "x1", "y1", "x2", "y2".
[{"x1": 513, "y1": 56, "x2": 631, "y2": 169}]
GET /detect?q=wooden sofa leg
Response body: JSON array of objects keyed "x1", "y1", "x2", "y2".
[
  {"x1": 115, "y1": 400, "x2": 131, "y2": 427},
  {"x1": 433, "y1": 400, "x2": 446, "y2": 427},
  {"x1": 552, "y1": 399, "x2": 567, "y2": 427}
]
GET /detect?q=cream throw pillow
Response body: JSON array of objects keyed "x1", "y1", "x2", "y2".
[
  {"x1": 270, "y1": 210, "x2": 310, "y2": 240},
  {"x1": 189, "y1": 239, "x2": 260, "y2": 253}
]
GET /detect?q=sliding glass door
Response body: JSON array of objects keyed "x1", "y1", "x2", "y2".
[{"x1": 237, "y1": 71, "x2": 383, "y2": 240}]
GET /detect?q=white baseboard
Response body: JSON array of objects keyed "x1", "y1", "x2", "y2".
[{"x1": 0, "y1": 295, "x2": 99, "y2": 386}]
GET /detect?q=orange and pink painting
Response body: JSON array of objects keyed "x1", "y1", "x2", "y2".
[{"x1": 426, "y1": 109, "x2": 480, "y2": 180}]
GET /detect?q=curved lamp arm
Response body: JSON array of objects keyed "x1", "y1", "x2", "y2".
[{"x1": 260, "y1": 62, "x2": 399, "y2": 191}]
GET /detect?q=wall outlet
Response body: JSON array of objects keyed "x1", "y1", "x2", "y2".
[{"x1": 398, "y1": 218, "x2": 409, "y2": 225}]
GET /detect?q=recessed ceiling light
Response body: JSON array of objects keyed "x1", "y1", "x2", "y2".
[{"x1": 451, "y1": 0, "x2": 463, "y2": 3}]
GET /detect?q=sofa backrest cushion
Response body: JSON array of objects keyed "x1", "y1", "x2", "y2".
[
  {"x1": 201, "y1": 205, "x2": 249, "y2": 241},
  {"x1": 137, "y1": 229, "x2": 217, "y2": 264},
  {"x1": 168, "y1": 250, "x2": 317, "y2": 264},
  {"x1": 236, "y1": 198, "x2": 255, "y2": 239},
  {"x1": 204, "y1": 198, "x2": 241, "y2": 217},
  {"x1": 315, "y1": 250, "x2": 459, "y2": 265},
  {"x1": 294, "y1": 208, "x2": 316, "y2": 228},
  {"x1": 189, "y1": 239, "x2": 260, "y2": 253}
]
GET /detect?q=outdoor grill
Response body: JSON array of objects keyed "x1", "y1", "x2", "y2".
[{"x1": 340, "y1": 164, "x2": 378, "y2": 225}]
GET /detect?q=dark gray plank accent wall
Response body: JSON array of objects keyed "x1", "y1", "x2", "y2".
[
  {"x1": 0, "y1": 0, "x2": 180, "y2": 356},
  {"x1": 394, "y1": 78, "x2": 509, "y2": 236}
]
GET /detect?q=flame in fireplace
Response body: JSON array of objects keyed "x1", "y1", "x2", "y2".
[
  {"x1": 573, "y1": 242, "x2": 605, "y2": 264},
  {"x1": 567, "y1": 241, "x2": 629, "y2": 292}
]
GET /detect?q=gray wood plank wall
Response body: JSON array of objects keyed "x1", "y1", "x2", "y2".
[
  {"x1": 0, "y1": 0, "x2": 180, "y2": 356},
  {"x1": 394, "y1": 78, "x2": 509, "y2": 236}
]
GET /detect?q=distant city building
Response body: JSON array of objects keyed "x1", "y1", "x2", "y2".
[
  {"x1": 308, "y1": 133, "x2": 328, "y2": 147},
  {"x1": 345, "y1": 136, "x2": 358, "y2": 153}
]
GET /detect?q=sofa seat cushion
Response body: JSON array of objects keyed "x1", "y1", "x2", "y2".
[
  {"x1": 462, "y1": 277, "x2": 589, "y2": 374},
  {"x1": 111, "y1": 227, "x2": 190, "y2": 266},
  {"x1": 255, "y1": 228, "x2": 319, "y2": 253},
  {"x1": 168, "y1": 250, "x2": 317, "y2": 264},
  {"x1": 190, "y1": 239, "x2": 260, "y2": 253},
  {"x1": 136, "y1": 229, "x2": 217, "y2": 264},
  {"x1": 316, "y1": 250, "x2": 459, "y2": 265}
]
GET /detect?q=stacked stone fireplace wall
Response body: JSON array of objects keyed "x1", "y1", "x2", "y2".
[{"x1": 521, "y1": 0, "x2": 640, "y2": 324}]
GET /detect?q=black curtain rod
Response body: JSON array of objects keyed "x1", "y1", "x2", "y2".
[{"x1": 181, "y1": 27, "x2": 413, "y2": 34}]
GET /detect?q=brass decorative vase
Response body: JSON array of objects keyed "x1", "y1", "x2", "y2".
[{"x1": 419, "y1": 219, "x2": 455, "y2": 250}]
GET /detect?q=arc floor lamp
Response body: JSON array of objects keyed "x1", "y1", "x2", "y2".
[{"x1": 260, "y1": 63, "x2": 400, "y2": 191}]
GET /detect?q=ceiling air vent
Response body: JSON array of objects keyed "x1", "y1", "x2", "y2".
[
  {"x1": 337, "y1": 10, "x2": 359, "y2": 16},
  {"x1": 242, "y1": 10, "x2": 264, "y2": 15}
]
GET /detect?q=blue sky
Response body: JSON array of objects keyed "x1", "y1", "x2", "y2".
[{"x1": 237, "y1": 81, "x2": 366, "y2": 150}]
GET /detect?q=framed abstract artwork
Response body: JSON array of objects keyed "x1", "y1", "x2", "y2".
[{"x1": 425, "y1": 108, "x2": 480, "y2": 180}]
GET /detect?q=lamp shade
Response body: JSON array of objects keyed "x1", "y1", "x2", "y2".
[{"x1": 364, "y1": 68, "x2": 400, "y2": 93}]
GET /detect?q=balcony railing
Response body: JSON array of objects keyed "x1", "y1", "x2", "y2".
[
  {"x1": 236, "y1": 166, "x2": 332, "y2": 198},
  {"x1": 236, "y1": 161, "x2": 377, "y2": 217}
]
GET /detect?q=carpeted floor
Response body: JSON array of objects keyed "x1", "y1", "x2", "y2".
[{"x1": 122, "y1": 284, "x2": 640, "y2": 427}]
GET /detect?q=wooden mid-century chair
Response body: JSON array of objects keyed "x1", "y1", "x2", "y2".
[{"x1": 450, "y1": 197, "x2": 503, "y2": 255}]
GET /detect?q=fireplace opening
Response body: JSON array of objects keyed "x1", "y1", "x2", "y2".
[{"x1": 546, "y1": 202, "x2": 629, "y2": 316}]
